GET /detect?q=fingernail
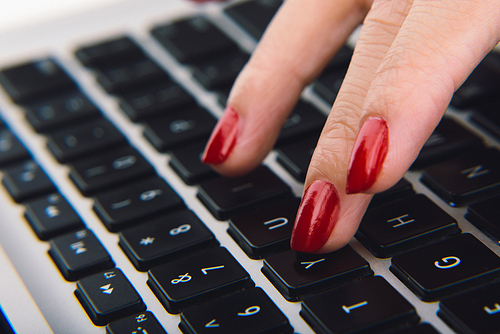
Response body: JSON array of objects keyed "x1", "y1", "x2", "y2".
[
  {"x1": 346, "y1": 117, "x2": 388, "y2": 194},
  {"x1": 290, "y1": 180, "x2": 340, "y2": 253},
  {"x1": 202, "y1": 106, "x2": 239, "y2": 165}
]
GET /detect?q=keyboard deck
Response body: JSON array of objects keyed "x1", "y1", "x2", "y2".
[{"x1": 1, "y1": 0, "x2": 500, "y2": 333}]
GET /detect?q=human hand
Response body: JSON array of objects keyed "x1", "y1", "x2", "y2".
[{"x1": 201, "y1": 0, "x2": 500, "y2": 253}]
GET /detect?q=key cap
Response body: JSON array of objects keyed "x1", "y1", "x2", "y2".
[
  {"x1": 68, "y1": 145, "x2": 154, "y2": 195},
  {"x1": 106, "y1": 311, "x2": 167, "y2": 334},
  {"x1": 75, "y1": 268, "x2": 145, "y2": 326},
  {"x1": 2, "y1": 160, "x2": 56, "y2": 202},
  {"x1": 356, "y1": 194, "x2": 461, "y2": 258},
  {"x1": 118, "y1": 80, "x2": 195, "y2": 121},
  {"x1": 390, "y1": 233, "x2": 500, "y2": 301},
  {"x1": 46, "y1": 117, "x2": 126, "y2": 162},
  {"x1": 421, "y1": 148, "x2": 500, "y2": 206},
  {"x1": 119, "y1": 209, "x2": 218, "y2": 271},
  {"x1": 368, "y1": 178, "x2": 415, "y2": 208},
  {"x1": 262, "y1": 246, "x2": 373, "y2": 301},
  {"x1": 471, "y1": 99, "x2": 500, "y2": 139},
  {"x1": 168, "y1": 139, "x2": 217, "y2": 185},
  {"x1": 0, "y1": 58, "x2": 75, "y2": 103},
  {"x1": 75, "y1": 36, "x2": 144, "y2": 67},
  {"x1": 438, "y1": 281, "x2": 500, "y2": 334},
  {"x1": 323, "y1": 45, "x2": 354, "y2": 71},
  {"x1": 142, "y1": 105, "x2": 216, "y2": 151},
  {"x1": 0, "y1": 128, "x2": 30, "y2": 166},
  {"x1": 147, "y1": 247, "x2": 253, "y2": 314},
  {"x1": 225, "y1": 0, "x2": 282, "y2": 40},
  {"x1": 300, "y1": 276, "x2": 419, "y2": 334},
  {"x1": 392, "y1": 324, "x2": 440, "y2": 334},
  {"x1": 312, "y1": 65, "x2": 348, "y2": 105},
  {"x1": 410, "y1": 117, "x2": 483, "y2": 170},
  {"x1": 197, "y1": 165, "x2": 291, "y2": 220},
  {"x1": 276, "y1": 133, "x2": 318, "y2": 182},
  {"x1": 151, "y1": 16, "x2": 237, "y2": 63},
  {"x1": 24, "y1": 193, "x2": 84, "y2": 240},
  {"x1": 93, "y1": 176, "x2": 184, "y2": 231},
  {"x1": 95, "y1": 58, "x2": 168, "y2": 93},
  {"x1": 276, "y1": 101, "x2": 326, "y2": 144},
  {"x1": 23, "y1": 90, "x2": 100, "y2": 132},
  {"x1": 180, "y1": 288, "x2": 293, "y2": 334},
  {"x1": 227, "y1": 198, "x2": 300, "y2": 259},
  {"x1": 191, "y1": 49, "x2": 249, "y2": 90},
  {"x1": 466, "y1": 194, "x2": 500, "y2": 244},
  {"x1": 48, "y1": 229, "x2": 114, "y2": 281},
  {"x1": 451, "y1": 51, "x2": 500, "y2": 109}
]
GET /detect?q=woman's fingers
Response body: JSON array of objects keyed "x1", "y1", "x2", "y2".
[
  {"x1": 291, "y1": 0, "x2": 500, "y2": 253},
  {"x1": 202, "y1": 0, "x2": 371, "y2": 176}
]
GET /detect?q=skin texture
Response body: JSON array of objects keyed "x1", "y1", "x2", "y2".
[{"x1": 201, "y1": 0, "x2": 500, "y2": 253}]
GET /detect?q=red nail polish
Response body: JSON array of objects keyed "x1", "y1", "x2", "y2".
[
  {"x1": 202, "y1": 107, "x2": 239, "y2": 165},
  {"x1": 346, "y1": 117, "x2": 388, "y2": 194},
  {"x1": 290, "y1": 180, "x2": 340, "y2": 253}
]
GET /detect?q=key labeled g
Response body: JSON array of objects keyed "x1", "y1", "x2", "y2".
[{"x1": 434, "y1": 256, "x2": 461, "y2": 269}]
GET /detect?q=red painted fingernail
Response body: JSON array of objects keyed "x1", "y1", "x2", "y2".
[
  {"x1": 202, "y1": 106, "x2": 239, "y2": 165},
  {"x1": 290, "y1": 180, "x2": 340, "y2": 253},
  {"x1": 346, "y1": 117, "x2": 388, "y2": 194}
]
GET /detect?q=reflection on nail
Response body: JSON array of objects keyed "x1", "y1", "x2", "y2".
[
  {"x1": 291, "y1": 180, "x2": 340, "y2": 253},
  {"x1": 346, "y1": 117, "x2": 388, "y2": 194},
  {"x1": 201, "y1": 106, "x2": 239, "y2": 165}
]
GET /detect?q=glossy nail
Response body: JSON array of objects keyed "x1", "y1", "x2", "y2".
[
  {"x1": 202, "y1": 107, "x2": 239, "y2": 165},
  {"x1": 290, "y1": 180, "x2": 341, "y2": 253},
  {"x1": 346, "y1": 117, "x2": 388, "y2": 194}
]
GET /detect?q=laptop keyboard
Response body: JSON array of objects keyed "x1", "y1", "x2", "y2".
[{"x1": 1, "y1": 0, "x2": 500, "y2": 333}]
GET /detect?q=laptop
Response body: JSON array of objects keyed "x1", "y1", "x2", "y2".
[{"x1": 1, "y1": 0, "x2": 499, "y2": 333}]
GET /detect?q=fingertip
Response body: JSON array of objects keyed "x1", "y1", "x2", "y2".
[{"x1": 201, "y1": 107, "x2": 240, "y2": 165}]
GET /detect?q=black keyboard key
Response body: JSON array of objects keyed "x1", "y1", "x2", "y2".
[
  {"x1": 276, "y1": 101, "x2": 326, "y2": 144},
  {"x1": 410, "y1": 117, "x2": 483, "y2": 169},
  {"x1": 356, "y1": 194, "x2": 461, "y2": 258},
  {"x1": 228, "y1": 198, "x2": 300, "y2": 259},
  {"x1": 46, "y1": 117, "x2": 126, "y2": 162},
  {"x1": 95, "y1": 58, "x2": 168, "y2": 93},
  {"x1": 75, "y1": 36, "x2": 144, "y2": 67},
  {"x1": 421, "y1": 148, "x2": 500, "y2": 206},
  {"x1": 106, "y1": 311, "x2": 167, "y2": 334},
  {"x1": 147, "y1": 247, "x2": 253, "y2": 314},
  {"x1": 276, "y1": 133, "x2": 318, "y2": 182},
  {"x1": 119, "y1": 210, "x2": 218, "y2": 271},
  {"x1": 390, "y1": 233, "x2": 500, "y2": 301},
  {"x1": 191, "y1": 49, "x2": 249, "y2": 90},
  {"x1": 168, "y1": 139, "x2": 217, "y2": 185},
  {"x1": 471, "y1": 99, "x2": 500, "y2": 139},
  {"x1": 48, "y1": 229, "x2": 114, "y2": 281},
  {"x1": 24, "y1": 193, "x2": 84, "y2": 240},
  {"x1": 369, "y1": 177, "x2": 415, "y2": 207},
  {"x1": 0, "y1": 58, "x2": 74, "y2": 103},
  {"x1": 180, "y1": 288, "x2": 293, "y2": 334},
  {"x1": 75, "y1": 268, "x2": 145, "y2": 326},
  {"x1": 438, "y1": 281, "x2": 500, "y2": 334},
  {"x1": 225, "y1": 0, "x2": 282, "y2": 40},
  {"x1": 466, "y1": 194, "x2": 500, "y2": 243},
  {"x1": 0, "y1": 128, "x2": 30, "y2": 166},
  {"x1": 312, "y1": 65, "x2": 348, "y2": 105},
  {"x1": 142, "y1": 105, "x2": 216, "y2": 151},
  {"x1": 151, "y1": 17, "x2": 237, "y2": 64},
  {"x1": 197, "y1": 165, "x2": 291, "y2": 220},
  {"x1": 451, "y1": 51, "x2": 500, "y2": 109},
  {"x1": 118, "y1": 80, "x2": 195, "y2": 121},
  {"x1": 93, "y1": 176, "x2": 184, "y2": 231},
  {"x1": 23, "y1": 90, "x2": 100, "y2": 132},
  {"x1": 323, "y1": 45, "x2": 354, "y2": 71},
  {"x1": 393, "y1": 324, "x2": 440, "y2": 334},
  {"x1": 262, "y1": 247, "x2": 373, "y2": 301},
  {"x1": 300, "y1": 276, "x2": 419, "y2": 334},
  {"x1": 2, "y1": 160, "x2": 56, "y2": 202},
  {"x1": 69, "y1": 145, "x2": 154, "y2": 195}
]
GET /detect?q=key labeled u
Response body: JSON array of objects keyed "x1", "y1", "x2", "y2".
[{"x1": 434, "y1": 256, "x2": 461, "y2": 269}]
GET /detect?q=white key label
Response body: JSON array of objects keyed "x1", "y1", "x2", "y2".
[{"x1": 434, "y1": 256, "x2": 461, "y2": 269}]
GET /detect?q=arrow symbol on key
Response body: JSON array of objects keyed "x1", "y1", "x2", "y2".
[
  {"x1": 205, "y1": 319, "x2": 219, "y2": 328},
  {"x1": 100, "y1": 284, "x2": 114, "y2": 295}
]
